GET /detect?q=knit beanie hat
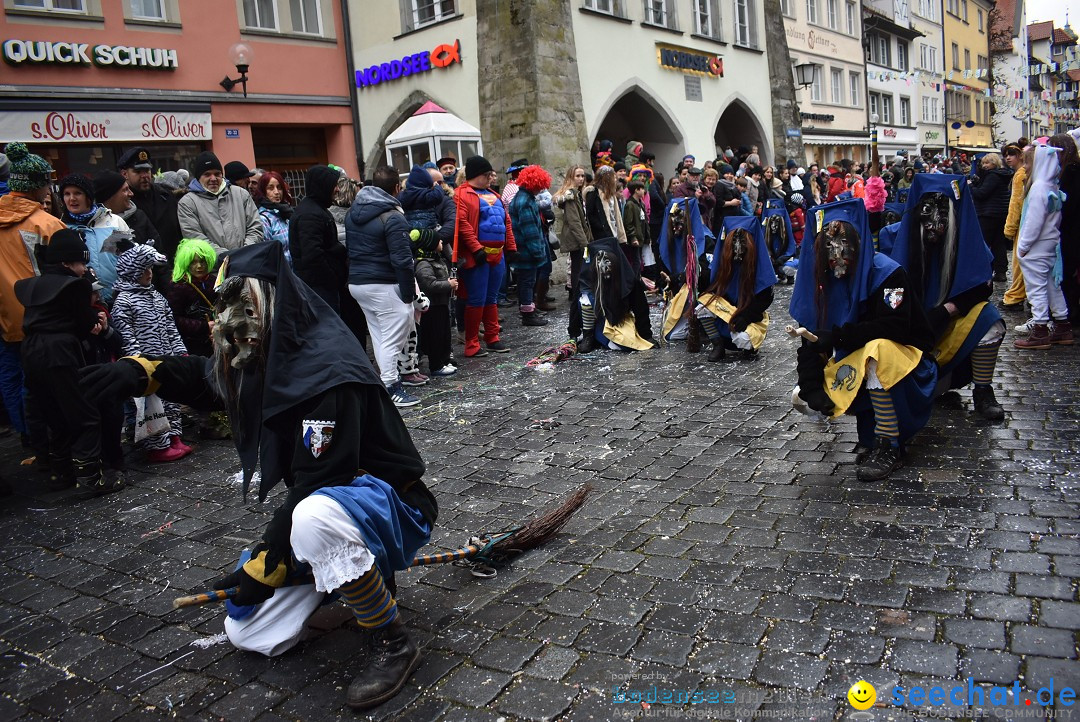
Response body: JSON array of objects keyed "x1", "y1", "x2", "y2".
[
  {"x1": 93, "y1": 171, "x2": 127, "y2": 204},
  {"x1": 41, "y1": 228, "x2": 89, "y2": 264},
  {"x1": 4, "y1": 142, "x2": 52, "y2": 192},
  {"x1": 718, "y1": 163, "x2": 734, "y2": 176},
  {"x1": 158, "y1": 171, "x2": 184, "y2": 191},
  {"x1": 192, "y1": 151, "x2": 223, "y2": 178},
  {"x1": 59, "y1": 173, "x2": 95, "y2": 202},
  {"x1": 464, "y1": 155, "x2": 493, "y2": 180}
]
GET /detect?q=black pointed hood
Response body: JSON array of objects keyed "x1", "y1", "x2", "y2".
[{"x1": 220, "y1": 241, "x2": 380, "y2": 500}]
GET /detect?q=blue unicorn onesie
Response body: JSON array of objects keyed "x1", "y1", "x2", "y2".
[
  {"x1": 879, "y1": 173, "x2": 1005, "y2": 420},
  {"x1": 789, "y1": 199, "x2": 938, "y2": 482},
  {"x1": 761, "y1": 198, "x2": 798, "y2": 283},
  {"x1": 697, "y1": 216, "x2": 777, "y2": 361}
]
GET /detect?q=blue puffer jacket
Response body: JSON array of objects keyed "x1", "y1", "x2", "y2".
[
  {"x1": 399, "y1": 165, "x2": 456, "y2": 247},
  {"x1": 345, "y1": 185, "x2": 415, "y2": 302}
]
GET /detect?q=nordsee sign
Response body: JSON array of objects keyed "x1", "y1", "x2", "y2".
[
  {"x1": 2, "y1": 39, "x2": 178, "y2": 69},
  {"x1": 355, "y1": 40, "x2": 461, "y2": 89},
  {"x1": 656, "y1": 43, "x2": 723, "y2": 78}
]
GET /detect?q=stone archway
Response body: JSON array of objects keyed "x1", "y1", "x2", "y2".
[
  {"x1": 714, "y1": 97, "x2": 771, "y2": 166},
  {"x1": 592, "y1": 83, "x2": 685, "y2": 175},
  {"x1": 367, "y1": 90, "x2": 444, "y2": 177}
]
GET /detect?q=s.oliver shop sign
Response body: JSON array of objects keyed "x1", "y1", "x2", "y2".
[{"x1": 0, "y1": 111, "x2": 212, "y2": 144}]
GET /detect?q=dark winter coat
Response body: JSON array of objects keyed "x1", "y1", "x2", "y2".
[
  {"x1": 346, "y1": 185, "x2": 415, "y2": 302},
  {"x1": 623, "y1": 195, "x2": 651, "y2": 247},
  {"x1": 15, "y1": 266, "x2": 97, "y2": 369},
  {"x1": 132, "y1": 183, "x2": 182, "y2": 260},
  {"x1": 969, "y1": 167, "x2": 1013, "y2": 219},
  {"x1": 399, "y1": 166, "x2": 456, "y2": 247},
  {"x1": 509, "y1": 190, "x2": 548, "y2": 270},
  {"x1": 1057, "y1": 163, "x2": 1080, "y2": 275},
  {"x1": 165, "y1": 275, "x2": 217, "y2": 357},
  {"x1": 648, "y1": 178, "x2": 667, "y2": 240},
  {"x1": 289, "y1": 165, "x2": 347, "y2": 309},
  {"x1": 120, "y1": 204, "x2": 162, "y2": 247},
  {"x1": 415, "y1": 256, "x2": 453, "y2": 306}
]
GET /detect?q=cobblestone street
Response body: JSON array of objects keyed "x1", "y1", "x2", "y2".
[{"x1": 0, "y1": 286, "x2": 1077, "y2": 722}]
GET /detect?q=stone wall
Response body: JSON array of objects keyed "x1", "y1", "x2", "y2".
[
  {"x1": 475, "y1": 0, "x2": 589, "y2": 178},
  {"x1": 762, "y1": 0, "x2": 805, "y2": 164}
]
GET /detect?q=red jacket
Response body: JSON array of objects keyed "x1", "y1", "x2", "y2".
[
  {"x1": 790, "y1": 208, "x2": 805, "y2": 246},
  {"x1": 826, "y1": 167, "x2": 846, "y2": 202},
  {"x1": 453, "y1": 183, "x2": 517, "y2": 270}
]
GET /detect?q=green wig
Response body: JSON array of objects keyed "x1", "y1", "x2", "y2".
[{"x1": 172, "y1": 238, "x2": 218, "y2": 283}]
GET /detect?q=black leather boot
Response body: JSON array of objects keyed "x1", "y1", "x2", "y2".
[
  {"x1": 856, "y1": 437, "x2": 902, "y2": 482},
  {"x1": 578, "y1": 333, "x2": 600, "y2": 353},
  {"x1": 74, "y1": 458, "x2": 124, "y2": 499},
  {"x1": 346, "y1": 618, "x2": 421, "y2": 710},
  {"x1": 707, "y1": 344, "x2": 727, "y2": 362},
  {"x1": 972, "y1": 386, "x2": 1004, "y2": 421}
]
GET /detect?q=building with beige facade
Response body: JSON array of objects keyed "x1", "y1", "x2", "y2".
[
  {"x1": 349, "y1": 0, "x2": 777, "y2": 180},
  {"x1": 942, "y1": 0, "x2": 994, "y2": 152},
  {"x1": 782, "y1": 0, "x2": 869, "y2": 164}
]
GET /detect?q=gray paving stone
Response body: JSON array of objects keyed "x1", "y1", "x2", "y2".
[
  {"x1": 890, "y1": 640, "x2": 959, "y2": 677},
  {"x1": 1009, "y1": 624, "x2": 1077, "y2": 658},
  {"x1": 439, "y1": 665, "x2": 513, "y2": 707}
]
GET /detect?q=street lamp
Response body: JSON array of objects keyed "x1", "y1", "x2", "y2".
[
  {"x1": 220, "y1": 42, "x2": 254, "y2": 97},
  {"x1": 794, "y1": 62, "x2": 818, "y2": 89}
]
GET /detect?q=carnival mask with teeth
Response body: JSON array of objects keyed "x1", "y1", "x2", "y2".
[
  {"x1": 824, "y1": 221, "x2": 856, "y2": 279},
  {"x1": 765, "y1": 216, "x2": 784, "y2": 255},
  {"x1": 730, "y1": 230, "x2": 749, "y2": 262},
  {"x1": 214, "y1": 275, "x2": 272, "y2": 370},
  {"x1": 918, "y1": 193, "x2": 950, "y2": 245}
]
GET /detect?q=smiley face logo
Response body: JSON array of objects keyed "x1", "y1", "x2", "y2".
[{"x1": 848, "y1": 680, "x2": 876, "y2": 710}]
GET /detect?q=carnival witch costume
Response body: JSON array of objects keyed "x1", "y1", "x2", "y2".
[
  {"x1": 658, "y1": 194, "x2": 710, "y2": 345},
  {"x1": 878, "y1": 173, "x2": 1006, "y2": 420},
  {"x1": 82, "y1": 242, "x2": 437, "y2": 711},
  {"x1": 578, "y1": 235, "x2": 658, "y2": 352},
  {"x1": 789, "y1": 199, "x2": 938, "y2": 481},
  {"x1": 697, "y1": 216, "x2": 777, "y2": 362},
  {"x1": 761, "y1": 198, "x2": 798, "y2": 284}
]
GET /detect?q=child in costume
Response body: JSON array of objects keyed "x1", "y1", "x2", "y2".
[
  {"x1": 82, "y1": 242, "x2": 438, "y2": 711},
  {"x1": 110, "y1": 244, "x2": 191, "y2": 462},
  {"x1": 697, "y1": 217, "x2": 777, "y2": 362},
  {"x1": 761, "y1": 198, "x2": 797, "y2": 284},
  {"x1": 1014, "y1": 145, "x2": 1072, "y2": 348},
  {"x1": 412, "y1": 230, "x2": 458, "y2": 375},
  {"x1": 166, "y1": 239, "x2": 218, "y2": 358},
  {"x1": 790, "y1": 199, "x2": 937, "y2": 482},
  {"x1": 15, "y1": 229, "x2": 119, "y2": 496},
  {"x1": 508, "y1": 165, "x2": 554, "y2": 328},
  {"x1": 879, "y1": 173, "x2": 1007, "y2": 419}
]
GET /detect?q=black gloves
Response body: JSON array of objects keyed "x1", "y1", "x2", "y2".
[
  {"x1": 808, "y1": 328, "x2": 840, "y2": 354},
  {"x1": 505, "y1": 249, "x2": 521, "y2": 265},
  {"x1": 473, "y1": 248, "x2": 488, "y2": 266},
  {"x1": 81, "y1": 358, "x2": 147, "y2": 405},
  {"x1": 797, "y1": 344, "x2": 835, "y2": 415},
  {"x1": 213, "y1": 544, "x2": 287, "y2": 606},
  {"x1": 729, "y1": 314, "x2": 748, "y2": 334},
  {"x1": 212, "y1": 567, "x2": 277, "y2": 606}
]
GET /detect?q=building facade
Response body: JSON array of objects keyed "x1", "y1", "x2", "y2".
[
  {"x1": 989, "y1": 0, "x2": 1028, "y2": 145},
  {"x1": 909, "y1": 0, "x2": 947, "y2": 156},
  {"x1": 783, "y1": 0, "x2": 869, "y2": 165},
  {"x1": 0, "y1": 0, "x2": 359, "y2": 185},
  {"x1": 863, "y1": 0, "x2": 923, "y2": 159},
  {"x1": 351, "y1": 0, "x2": 777, "y2": 180},
  {"x1": 941, "y1": 0, "x2": 995, "y2": 152}
]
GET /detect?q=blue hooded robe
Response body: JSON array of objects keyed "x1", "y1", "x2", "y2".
[
  {"x1": 878, "y1": 173, "x2": 1001, "y2": 386},
  {"x1": 789, "y1": 199, "x2": 937, "y2": 447},
  {"x1": 700, "y1": 216, "x2": 777, "y2": 346},
  {"x1": 761, "y1": 198, "x2": 799, "y2": 278}
]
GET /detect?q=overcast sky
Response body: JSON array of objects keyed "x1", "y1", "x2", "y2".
[{"x1": 1027, "y1": 0, "x2": 1078, "y2": 26}]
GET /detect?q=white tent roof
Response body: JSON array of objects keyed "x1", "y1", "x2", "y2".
[{"x1": 385, "y1": 101, "x2": 481, "y2": 145}]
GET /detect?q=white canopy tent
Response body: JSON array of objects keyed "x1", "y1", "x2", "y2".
[{"x1": 384, "y1": 101, "x2": 483, "y2": 177}]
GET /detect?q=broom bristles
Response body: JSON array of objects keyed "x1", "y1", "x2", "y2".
[{"x1": 489, "y1": 483, "x2": 592, "y2": 555}]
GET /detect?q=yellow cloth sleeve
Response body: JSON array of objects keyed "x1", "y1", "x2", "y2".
[
  {"x1": 1003, "y1": 167, "x2": 1026, "y2": 241},
  {"x1": 121, "y1": 355, "x2": 162, "y2": 396},
  {"x1": 242, "y1": 551, "x2": 289, "y2": 588}
]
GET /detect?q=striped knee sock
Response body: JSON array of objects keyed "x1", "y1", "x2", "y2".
[
  {"x1": 699, "y1": 316, "x2": 720, "y2": 341},
  {"x1": 868, "y1": 388, "x2": 899, "y2": 440},
  {"x1": 970, "y1": 341, "x2": 1001, "y2": 388},
  {"x1": 581, "y1": 303, "x2": 595, "y2": 333},
  {"x1": 336, "y1": 567, "x2": 398, "y2": 629}
]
